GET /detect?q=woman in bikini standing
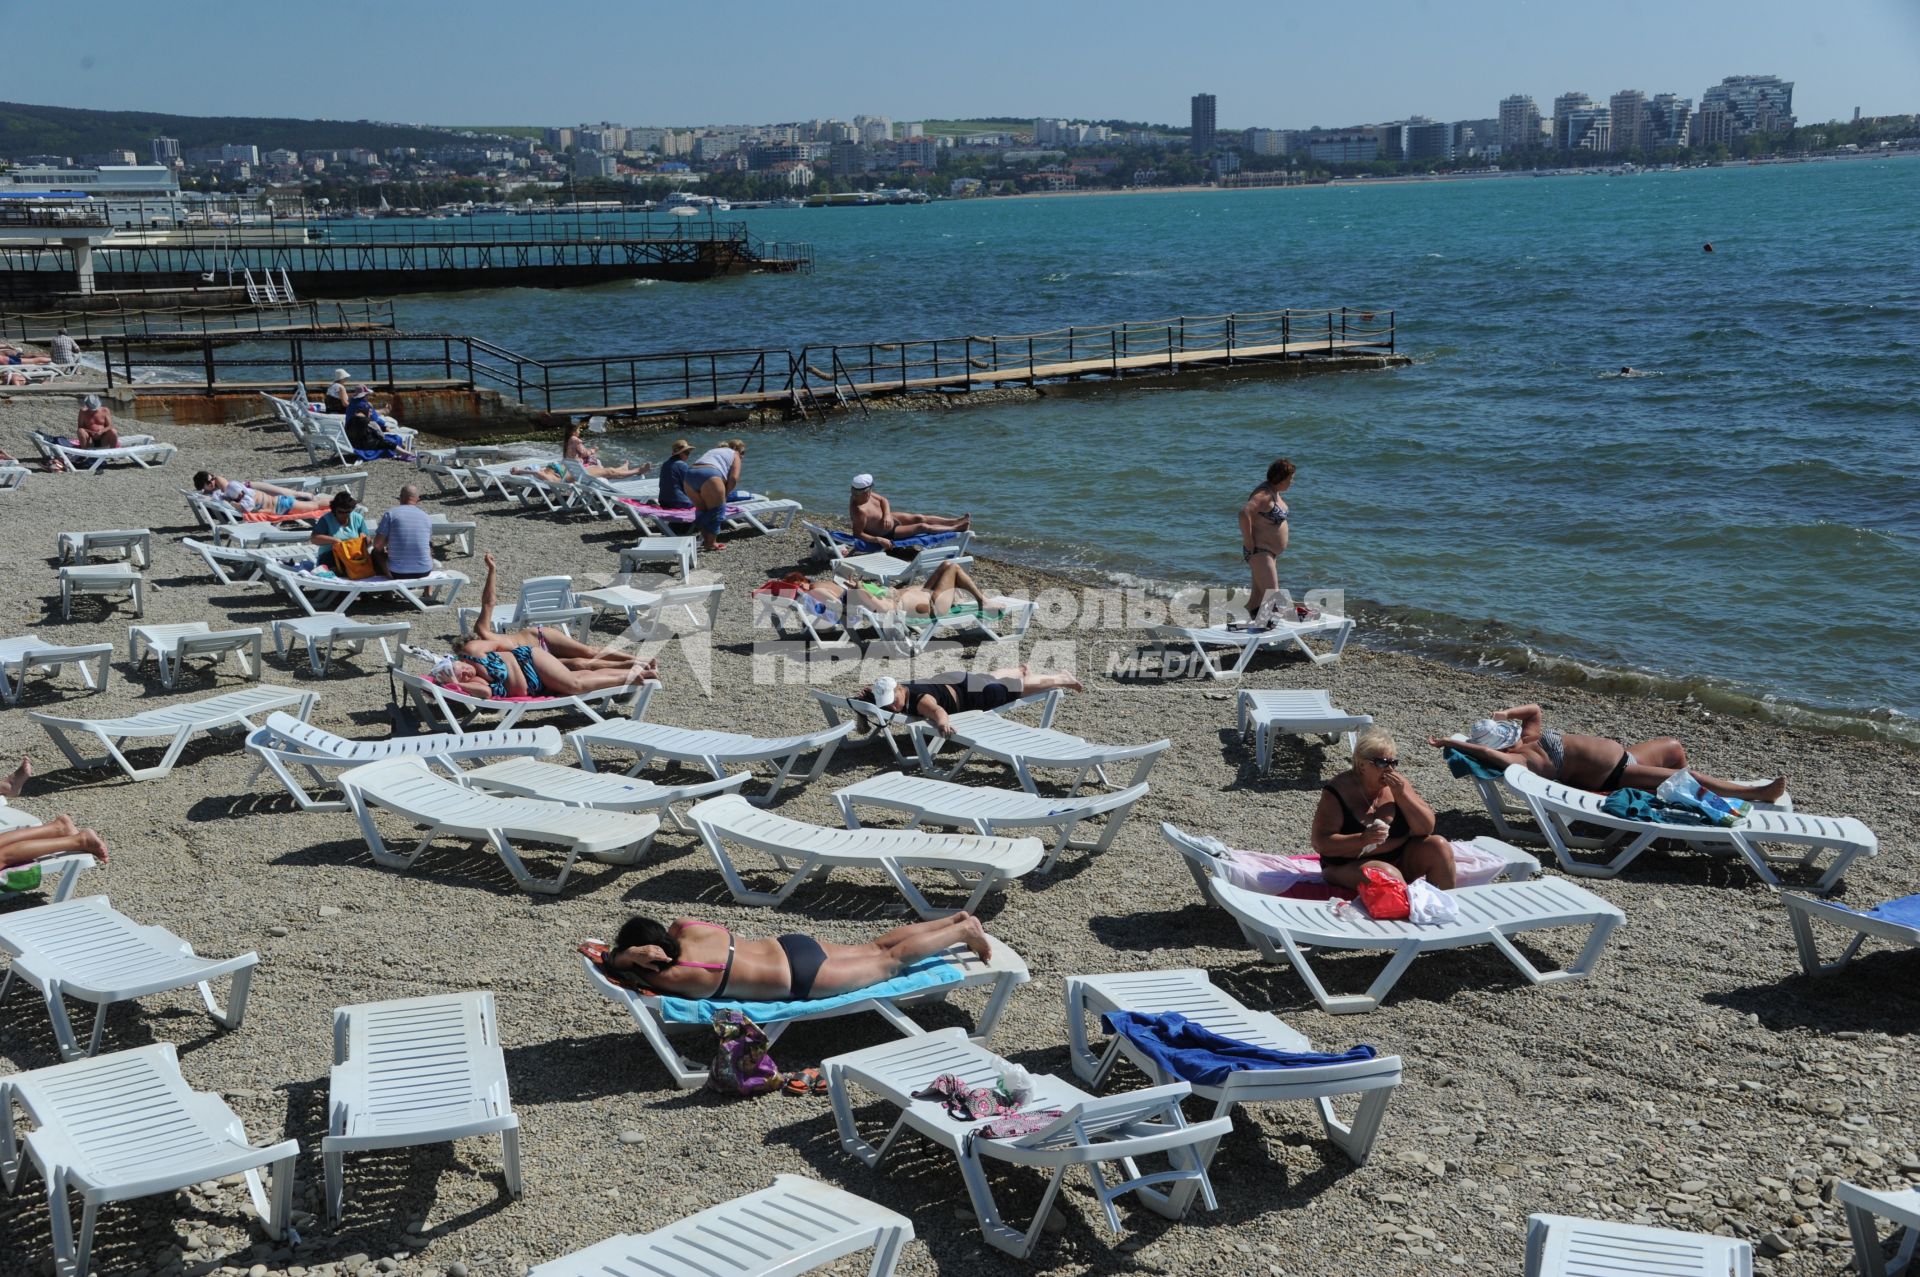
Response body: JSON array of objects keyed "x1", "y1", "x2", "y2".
[{"x1": 1240, "y1": 457, "x2": 1294, "y2": 618}]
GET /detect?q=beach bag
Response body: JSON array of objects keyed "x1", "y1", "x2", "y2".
[
  {"x1": 333, "y1": 536, "x2": 376, "y2": 580},
  {"x1": 707, "y1": 1010, "x2": 781, "y2": 1097},
  {"x1": 1356, "y1": 863, "x2": 1410, "y2": 921}
]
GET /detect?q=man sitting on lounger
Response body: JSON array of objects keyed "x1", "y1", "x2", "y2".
[
  {"x1": 848, "y1": 472, "x2": 969, "y2": 551},
  {"x1": 194, "y1": 471, "x2": 333, "y2": 518},
  {"x1": 0, "y1": 814, "x2": 108, "y2": 869},
  {"x1": 431, "y1": 553, "x2": 658, "y2": 701},
  {"x1": 1430, "y1": 703, "x2": 1787, "y2": 802},
  {"x1": 862, "y1": 667, "x2": 1083, "y2": 737},
  {"x1": 587, "y1": 910, "x2": 990, "y2": 1001}
]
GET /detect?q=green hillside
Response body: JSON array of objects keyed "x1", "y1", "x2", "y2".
[{"x1": 0, "y1": 101, "x2": 473, "y2": 159}]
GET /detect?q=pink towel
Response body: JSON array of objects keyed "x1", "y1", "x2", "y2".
[
  {"x1": 617, "y1": 498, "x2": 737, "y2": 518},
  {"x1": 1215, "y1": 840, "x2": 1512, "y2": 900}
]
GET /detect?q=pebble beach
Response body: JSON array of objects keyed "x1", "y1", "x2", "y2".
[{"x1": 0, "y1": 378, "x2": 1914, "y2": 1277}]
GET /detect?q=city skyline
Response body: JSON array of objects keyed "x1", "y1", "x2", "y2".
[{"x1": 6, "y1": 0, "x2": 1916, "y2": 130}]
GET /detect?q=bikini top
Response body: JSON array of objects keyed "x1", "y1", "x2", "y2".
[
  {"x1": 669, "y1": 919, "x2": 735, "y2": 998},
  {"x1": 1260, "y1": 499, "x2": 1288, "y2": 526}
]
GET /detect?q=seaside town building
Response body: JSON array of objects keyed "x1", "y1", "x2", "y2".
[
  {"x1": 1190, "y1": 92, "x2": 1217, "y2": 153},
  {"x1": 1498, "y1": 95, "x2": 1543, "y2": 148}
]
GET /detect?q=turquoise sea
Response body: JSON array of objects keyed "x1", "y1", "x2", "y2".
[{"x1": 389, "y1": 160, "x2": 1920, "y2": 738}]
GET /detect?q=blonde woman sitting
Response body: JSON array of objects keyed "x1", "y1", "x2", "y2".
[{"x1": 1311, "y1": 728, "x2": 1455, "y2": 890}]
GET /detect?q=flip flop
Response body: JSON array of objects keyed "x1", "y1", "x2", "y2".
[{"x1": 782, "y1": 1068, "x2": 828, "y2": 1096}]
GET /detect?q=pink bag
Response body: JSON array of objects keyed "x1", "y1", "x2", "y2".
[{"x1": 1356, "y1": 863, "x2": 1411, "y2": 921}]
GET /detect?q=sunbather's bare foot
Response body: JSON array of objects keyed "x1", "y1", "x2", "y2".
[
  {"x1": 1061, "y1": 676, "x2": 1085, "y2": 693},
  {"x1": 957, "y1": 914, "x2": 992, "y2": 962},
  {"x1": 0, "y1": 756, "x2": 30, "y2": 799},
  {"x1": 77, "y1": 830, "x2": 108, "y2": 862},
  {"x1": 51, "y1": 813, "x2": 77, "y2": 836},
  {"x1": 1755, "y1": 777, "x2": 1788, "y2": 804}
]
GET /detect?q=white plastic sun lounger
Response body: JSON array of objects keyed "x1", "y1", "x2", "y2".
[
  {"x1": 271, "y1": 616, "x2": 411, "y2": 674},
  {"x1": 55, "y1": 528, "x2": 150, "y2": 569},
  {"x1": 1162, "y1": 822, "x2": 1540, "y2": 902},
  {"x1": 1237, "y1": 689, "x2": 1373, "y2": 771},
  {"x1": 245, "y1": 710, "x2": 563, "y2": 813},
  {"x1": 723, "y1": 497, "x2": 802, "y2": 536},
  {"x1": 30, "y1": 686, "x2": 318, "y2": 782},
  {"x1": 570, "y1": 717, "x2": 856, "y2": 807},
  {"x1": 758, "y1": 591, "x2": 857, "y2": 650},
  {"x1": 1503, "y1": 764, "x2": 1875, "y2": 891},
  {"x1": 32, "y1": 431, "x2": 177, "y2": 473},
  {"x1": 581, "y1": 934, "x2": 1028, "y2": 1090},
  {"x1": 1064, "y1": 969, "x2": 1403, "y2": 1165},
  {"x1": 461, "y1": 757, "x2": 747, "y2": 831},
  {"x1": 1525, "y1": 1213, "x2": 1752, "y2": 1277},
  {"x1": 265, "y1": 562, "x2": 469, "y2": 616},
  {"x1": 0, "y1": 895, "x2": 258, "y2": 1059},
  {"x1": 1209, "y1": 871, "x2": 1625, "y2": 1015},
  {"x1": 182, "y1": 537, "x2": 314, "y2": 586},
  {"x1": 58, "y1": 564, "x2": 144, "y2": 620},
  {"x1": 687, "y1": 794, "x2": 1045, "y2": 917},
  {"x1": 337, "y1": 759, "x2": 661, "y2": 894},
  {"x1": 1780, "y1": 892, "x2": 1920, "y2": 976},
  {"x1": 390, "y1": 665, "x2": 655, "y2": 735},
  {"x1": 322, "y1": 991, "x2": 521, "y2": 1223},
  {"x1": 212, "y1": 523, "x2": 326, "y2": 549},
  {"x1": 826, "y1": 1028, "x2": 1233, "y2": 1259},
  {"x1": 0, "y1": 464, "x2": 27, "y2": 493},
  {"x1": 429, "y1": 513, "x2": 477, "y2": 558},
  {"x1": 575, "y1": 580, "x2": 724, "y2": 638},
  {"x1": 616, "y1": 536, "x2": 698, "y2": 581},
  {"x1": 830, "y1": 537, "x2": 973, "y2": 586},
  {"x1": 128, "y1": 623, "x2": 264, "y2": 690},
  {"x1": 1144, "y1": 611, "x2": 1355, "y2": 678},
  {"x1": 913, "y1": 710, "x2": 1169, "y2": 796},
  {"x1": 852, "y1": 597, "x2": 1035, "y2": 655},
  {"x1": 527, "y1": 1175, "x2": 913, "y2": 1277},
  {"x1": 1837, "y1": 1180, "x2": 1920, "y2": 1277},
  {"x1": 0, "y1": 1043, "x2": 297, "y2": 1277},
  {"x1": 0, "y1": 637, "x2": 113, "y2": 704},
  {"x1": 456, "y1": 574, "x2": 594, "y2": 638},
  {"x1": 835, "y1": 772, "x2": 1150, "y2": 873},
  {"x1": 811, "y1": 686, "x2": 1061, "y2": 769}
]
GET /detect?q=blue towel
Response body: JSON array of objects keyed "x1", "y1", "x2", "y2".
[
  {"x1": 831, "y1": 529, "x2": 963, "y2": 555},
  {"x1": 654, "y1": 954, "x2": 962, "y2": 1025},
  {"x1": 1442, "y1": 747, "x2": 1505, "y2": 783},
  {"x1": 1600, "y1": 788, "x2": 1721, "y2": 827},
  {"x1": 1100, "y1": 1011, "x2": 1376, "y2": 1087},
  {"x1": 1866, "y1": 894, "x2": 1920, "y2": 930}
]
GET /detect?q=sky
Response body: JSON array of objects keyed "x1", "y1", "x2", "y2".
[{"x1": 2, "y1": 0, "x2": 1915, "y2": 129}]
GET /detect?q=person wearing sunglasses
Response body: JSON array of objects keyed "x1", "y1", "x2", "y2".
[{"x1": 1310, "y1": 727, "x2": 1456, "y2": 890}]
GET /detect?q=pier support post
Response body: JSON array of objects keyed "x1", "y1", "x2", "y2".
[{"x1": 63, "y1": 239, "x2": 96, "y2": 294}]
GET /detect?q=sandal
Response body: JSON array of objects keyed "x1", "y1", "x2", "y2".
[{"x1": 782, "y1": 1068, "x2": 828, "y2": 1097}]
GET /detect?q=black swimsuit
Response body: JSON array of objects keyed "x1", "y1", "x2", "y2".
[
  {"x1": 776, "y1": 934, "x2": 826, "y2": 998},
  {"x1": 906, "y1": 674, "x2": 1018, "y2": 716},
  {"x1": 1325, "y1": 783, "x2": 1409, "y2": 860}
]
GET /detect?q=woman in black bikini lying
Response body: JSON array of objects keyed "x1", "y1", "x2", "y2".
[
  {"x1": 1430, "y1": 703, "x2": 1787, "y2": 802},
  {"x1": 594, "y1": 911, "x2": 992, "y2": 1000},
  {"x1": 1312, "y1": 728, "x2": 1457, "y2": 890}
]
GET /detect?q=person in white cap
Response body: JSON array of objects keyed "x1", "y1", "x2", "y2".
[
  {"x1": 1430, "y1": 704, "x2": 1786, "y2": 801},
  {"x1": 323, "y1": 369, "x2": 355, "y2": 414},
  {"x1": 863, "y1": 665, "x2": 1083, "y2": 737},
  {"x1": 848, "y1": 473, "x2": 969, "y2": 551}
]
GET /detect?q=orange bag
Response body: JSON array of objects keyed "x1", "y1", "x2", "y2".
[{"x1": 334, "y1": 536, "x2": 375, "y2": 580}]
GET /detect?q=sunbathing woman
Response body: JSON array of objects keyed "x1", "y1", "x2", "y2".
[
  {"x1": 1430, "y1": 703, "x2": 1787, "y2": 802},
  {"x1": 432, "y1": 554, "x2": 658, "y2": 700},
  {"x1": 0, "y1": 815, "x2": 109, "y2": 869},
  {"x1": 591, "y1": 910, "x2": 991, "y2": 1001},
  {"x1": 561, "y1": 417, "x2": 649, "y2": 479},
  {"x1": 194, "y1": 471, "x2": 332, "y2": 518},
  {"x1": 863, "y1": 666, "x2": 1085, "y2": 737},
  {"x1": 802, "y1": 559, "x2": 993, "y2": 620},
  {"x1": 847, "y1": 474, "x2": 968, "y2": 550}
]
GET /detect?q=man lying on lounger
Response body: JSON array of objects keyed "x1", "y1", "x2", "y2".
[
  {"x1": 584, "y1": 910, "x2": 990, "y2": 1002},
  {"x1": 860, "y1": 667, "x2": 1083, "y2": 737},
  {"x1": 194, "y1": 471, "x2": 333, "y2": 518},
  {"x1": 428, "y1": 553, "x2": 658, "y2": 701}
]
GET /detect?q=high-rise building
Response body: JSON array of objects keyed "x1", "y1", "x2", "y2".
[
  {"x1": 1498, "y1": 95, "x2": 1542, "y2": 148},
  {"x1": 1243, "y1": 128, "x2": 1291, "y2": 156},
  {"x1": 1190, "y1": 93, "x2": 1217, "y2": 153},
  {"x1": 1563, "y1": 106, "x2": 1611, "y2": 151},
  {"x1": 149, "y1": 136, "x2": 180, "y2": 166},
  {"x1": 1609, "y1": 90, "x2": 1647, "y2": 152},
  {"x1": 1699, "y1": 75, "x2": 1795, "y2": 137},
  {"x1": 1646, "y1": 94, "x2": 1693, "y2": 149},
  {"x1": 1552, "y1": 92, "x2": 1594, "y2": 149}
]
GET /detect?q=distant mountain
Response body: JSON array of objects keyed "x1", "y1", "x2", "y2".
[{"x1": 0, "y1": 101, "x2": 473, "y2": 159}]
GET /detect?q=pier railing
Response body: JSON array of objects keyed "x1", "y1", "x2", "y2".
[
  {"x1": 104, "y1": 305, "x2": 1396, "y2": 409},
  {"x1": 1, "y1": 299, "x2": 395, "y2": 344}
]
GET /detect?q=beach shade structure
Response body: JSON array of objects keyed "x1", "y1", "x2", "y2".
[
  {"x1": 0, "y1": 637, "x2": 114, "y2": 705},
  {"x1": 834, "y1": 771, "x2": 1150, "y2": 873},
  {"x1": 0, "y1": 895, "x2": 259, "y2": 1060},
  {"x1": 1236, "y1": 689, "x2": 1373, "y2": 772},
  {"x1": 1780, "y1": 891, "x2": 1920, "y2": 976},
  {"x1": 245, "y1": 710, "x2": 565, "y2": 813},
  {"x1": 1208, "y1": 870, "x2": 1625, "y2": 1015},
  {"x1": 911, "y1": 710, "x2": 1169, "y2": 796},
  {"x1": 580, "y1": 934, "x2": 1028, "y2": 1090},
  {"x1": 1836, "y1": 1180, "x2": 1920, "y2": 1277},
  {"x1": 569, "y1": 717, "x2": 856, "y2": 807},
  {"x1": 322, "y1": 991, "x2": 520, "y2": 1223},
  {"x1": 29, "y1": 686, "x2": 319, "y2": 782},
  {"x1": 1064, "y1": 968, "x2": 1403, "y2": 1165},
  {"x1": 335, "y1": 759, "x2": 661, "y2": 895},
  {"x1": 526, "y1": 1176, "x2": 913, "y2": 1277},
  {"x1": 0, "y1": 1043, "x2": 297, "y2": 1277},
  {"x1": 686, "y1": 793, "x2": 1046, "y2": 917},
  {"x1": 824, "y1": 1028, "x2": 1233, "y2": 1259},
  {"x1": 1503, "y1": 764, "x2": 1876, "y2": 891},
  {"x1": 1523, "y1": 1213, "x2": 1752, "y2": 1277}
]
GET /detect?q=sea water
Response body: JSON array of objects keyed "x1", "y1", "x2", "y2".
[{"x1": 388, "y1": 160, "x2": 1920, "y2": 736}]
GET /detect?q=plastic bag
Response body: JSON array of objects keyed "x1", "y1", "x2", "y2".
[
  {"x1": 1355, "y1": 863, "x2": 1410, "y2": 921},
  {"x1": 1406, "y1": 878, "x2": 1461, "y2": 926},
  {"x1": 1655, "y1": 769, "x2": 1750, "y2": 826},
  {"x1": 997, "y1": 1062, "x2": 1035, "y2": 1106},
  {"x1": 708, "y1": 1010, "x2": 781, "y2": 1097}
]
